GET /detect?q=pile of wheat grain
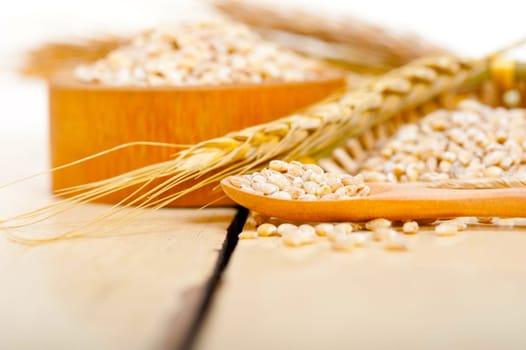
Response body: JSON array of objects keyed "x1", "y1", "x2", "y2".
[
  {"x1": 74, "y1": 21, "x2": 340, "y2": 86},
  {"x1": 345, "y1": 100, "x2": 526, "y2": 183},
  {"x1": 230, "y1": 160, "x2": 369, "y2": 200}
]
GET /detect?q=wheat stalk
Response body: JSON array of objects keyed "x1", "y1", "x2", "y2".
[
  {"x1": 431, "y1": 176, "x2": 526, "y2": 189},
  {"x1": 213, "y1": 0, "x2": 448, "y2": 70},
  {"x1": 19, "y1": 35, "x2": 129, "y2": 78},
  {"x1": 19, "y1": 3, "x2": 447, "y2": 79},
  {"x1": 1, "y1": 55, "x2": 487, "y2": 243}
]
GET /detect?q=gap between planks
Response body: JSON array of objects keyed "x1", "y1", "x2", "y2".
[{"x1": 164, "y1": 206, "x2": 249, "y2": 350}]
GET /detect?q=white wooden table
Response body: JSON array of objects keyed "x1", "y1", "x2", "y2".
[
  {"x1": 0, "y1": 74, "x2": 235, "y2": 350},
  {"x1": 2, "y1": 72, "x2": 526, "y2": 350}
]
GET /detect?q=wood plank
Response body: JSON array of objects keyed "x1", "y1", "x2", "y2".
[
  {"x1": 197, "y1": 223, "x2": 526, "y2": 350},
  {"x1": 0, "y1": 74, "x2": 235, "y2": 350}
]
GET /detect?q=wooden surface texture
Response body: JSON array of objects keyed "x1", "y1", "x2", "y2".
[
  {"x1": 0, "y1": 96, "x2": 235, "y2": 350},
  {"x1": 197, "y1": 222, "x2": 526, "y2": 350},
  {"x1": 4, "y1": 73, "x2": 526, "y2": 350}
]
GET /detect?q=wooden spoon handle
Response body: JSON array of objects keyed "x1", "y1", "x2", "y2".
[{"x1": 371, "y1": 185, "x2": 526, "y2": 220}]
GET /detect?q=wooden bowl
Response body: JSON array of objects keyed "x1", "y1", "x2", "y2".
[{"x1": 49, "y1": 73, "x2": 345, "y2": 207}]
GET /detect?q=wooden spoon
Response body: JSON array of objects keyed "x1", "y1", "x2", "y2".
[{"x1": 221, "y1": 178, "x2": 526, "y2": 221}]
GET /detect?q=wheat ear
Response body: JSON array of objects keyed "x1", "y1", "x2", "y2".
[
  {"x1": 213, "y1": 0, "x2": 448, "y2": 70},
  {"x1": 431, "y1": 176, "x2": 526, "y2": 189},
  {"x1": 1, "y1": 55, "x2": 487, "y2": 243},
  {"x1": 19, "y1": 35, "x2": 129, "y2": 78}
]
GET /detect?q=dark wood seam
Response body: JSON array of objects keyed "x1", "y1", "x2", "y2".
[{"x1": 167, "y1": 206, "x2": 249, "y2": 350}]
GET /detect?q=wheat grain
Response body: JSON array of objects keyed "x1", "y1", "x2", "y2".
[
  {"x1": 257, "y1": 223, "x2": 278, "y2": 237},
  {"x1": 383, "y1": 234, "x2": 410, "y2": 251},
  {"x1": 334, "y1": 223, "x2": 354, "y2": 234},
  {"x1": 325, "y1": 99, "x2": 526, "y2": 189},
  {"x1": 75, "y1": 21, "x2": 340, "y2": 86},
  {"x1": 314, "y1": 223, "x2": 334, "y2": 237},
  {"x1": 365, "y1": 218, "x2": 392, "y2": 231},
  {"x1": 434, "y1": 223, "x2": 459, "y2": 236},
  {"x1": 239, "y1": 230, "x2": 258, "y2": 239},
  {"x1": 402, "y1": 221, "x2": 419, "y2": 235},
  {"x1": 233, "y1": 160, "x2": 368, "y2": 200}
]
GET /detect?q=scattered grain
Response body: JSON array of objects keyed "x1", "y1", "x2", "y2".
[
  {"x1": 331, "y1": 235, "x2": 355, "y2": 252},
  {"x1": 349, "y1": 232, "x2": 370, "y2": 247},
  {"x1": 372, "y1": 228, "x2": 398, "y2": 242},
  {"x1": 434, "y1": 223, "x2": 459, "y2": 236},
  {"x1": 402, "y1": 221, "x2": 419, "y2": 234},
  {"x1": 477, "y1": 217, "x2": 493, "y2": 224},
  {"x1": 277, "y1": 223, "x2": 298, "y2": 236},
  {"x1": 384, "y1": 235, "x2": 410, "y2": 251},
  {"x1": 76, "y1": 21, "x2": 339, "y2": 86},
  {"x1": 492, "y1": 217, "x2": 516, "y2": 227},
  {"x1": 314, "y1": 223, "x2": 334, "y2": 236},
  {"x1": 365, "y1": 218, "x2": 392, "y2": 231},
  {"x1": 282, "y1": 227, "x2": 316, "y2": 246},
  {"x1": 282, "y1": 230, "x2": 303, "y2": 246},
  {"x1": 334, "y1": 223, "x2": 353, "y2": 234},
  {"x1": 257, "y1": 223, "x2": 278, "y2": 237},
  {"x1": 238, "y1": 230, "x2": 258, "y2": 239}
]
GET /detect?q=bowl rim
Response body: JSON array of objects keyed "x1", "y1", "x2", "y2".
[{"x1": 49, "y1": 69, "x2": 346, "y2": 92}]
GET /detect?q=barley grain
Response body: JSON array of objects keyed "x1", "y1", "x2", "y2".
[
  {"x1": 277, "y1": 223, "x2": 298, "y2": 236},
  {"x1": 365, "y1": 218, "x2": 392, "y2": 231},
  {"x1": 334, "y1": 223, "x2": 353, "y2": 234},
  {"x1": 75, "y1": 21, "x2": 339, "y2": 86},
  {"x1": 372, "y1": 228, "x2": 398, "y2": 241},
  {"x1": 298, "y1": 224, "x2": 316, "y2": 235},
  {"x1": 282, "y1": 228, "x2": 315, "y2": 246},
  {"x1": 402, "y1": 221, "x2": 419, "y2": 234},
  {"x1": 238, "y1": 160, "x2": 369, "y2": 201},
  {"x1": 315, "y1": 223, "x2": 334, "y2": 236},
  {"x1": 332, "y1": 100, "x2": 526, "y2": 185},
  {"x1": 327, "y1": 230, "x2": 346, "y2": 242},
  {"x1": 239, "y1": 230, "x2": 258, "y2": 239},
  {"x1": 270, "y1": 191, "x2": 293, "y2": 200},
  {"x1": 434, "y1": 223, "x2": 458, "y2": 236},
  {"x1": 269, "y1": 160, "x2": 291, "y2": 173},
  {"x1": 477, "y1": 217, "x2": 493, "y2": 224},
  {"x1": 298, "y1": 194, "x2": 317, "y2": 201},
  {"x1": 492, "y1": 217, "x2": 516, "y2": 227},
  {"x1": 384, "y1": 235, "x2": 410, "y2": 251},
  {"x1": 331, "y1": 235, "x2": 355, "y2": 252},
  {"x1": 349, "y1": 232, "x2": 370, "y2": 247},
  {"x1": 257, "y1": 223, "x2": 278, "y2": 237},
  {"x1": 282, "y1": 230, "x2": 303, "y2": 246}
]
